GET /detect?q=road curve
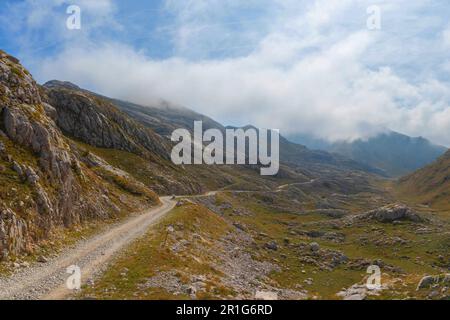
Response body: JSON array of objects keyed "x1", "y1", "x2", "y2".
[
  {"x1": 0, "y1": 183, "x2": 311, "y2": 300},
  {"x1": 0, "y1": 196, "x2": 176, "y2": 300}
]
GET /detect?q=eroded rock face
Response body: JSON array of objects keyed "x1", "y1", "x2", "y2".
[
  {"x1": 44, "y1": 87, "x2": 169, "y2": 158},
  {"x1": 4, "y1": 106, "x2": 73, "y2": 183},
  {"x1": 0, "y1": 52, "x2": 82, "y2": 257},
  {"x1": 0, "y1": 52, "x2": 158, "y2": 260},
  {"x1": 0, "y1": 209, "x2": 29, "y2": 260}
]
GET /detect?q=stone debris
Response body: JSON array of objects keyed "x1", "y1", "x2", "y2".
[
  {"x1": 355, "y1": 204, "x2": 423, "y2": 223},
  {"x1": 337, "y1": 283, "x2": 385, "y2": 300},
  {"x1": 255, "y1": 291, "x2": 278, "y2": 300}
]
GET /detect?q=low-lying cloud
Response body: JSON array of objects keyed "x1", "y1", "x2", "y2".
[{"x1": 5, "y1": 0, "x2": 450, "y2": 146}]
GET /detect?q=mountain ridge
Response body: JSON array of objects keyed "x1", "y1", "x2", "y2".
[
  {"x1": 397, "y1": 149, "x2": 450, "y2": 210},
  {"x1": 289, "y1": 131, "x2": 447, "y2": 177},
  {"x1": 44, "y1": 80, "x2": 385, "y2": 178}
]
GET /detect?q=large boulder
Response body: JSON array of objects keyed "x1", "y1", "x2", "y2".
[
  {"x1": 358, "y1": 204, "x2": 423, "y2": 223},
  {"x1": 417, "y1": 274, "x2": 450, "y2": 290}
]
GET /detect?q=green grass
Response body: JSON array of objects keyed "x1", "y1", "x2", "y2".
[
  {"x1": 78, "y1": 203, "x2": 234, "y2": 300},
  {"x1": 10, "y1": 66, "x2": 24, "y2": 79},
  {"x1": 214, "y1": 191, "x2": 449, "y2": 299}
]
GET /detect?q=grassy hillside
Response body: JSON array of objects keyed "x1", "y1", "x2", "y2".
[{"x1": 397, "y1": 150, "x2": 450, "y2": 211}]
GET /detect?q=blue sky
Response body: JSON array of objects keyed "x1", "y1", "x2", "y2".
[{"x1": 1, "y1": 0, "x2": 450, "y2": 146}]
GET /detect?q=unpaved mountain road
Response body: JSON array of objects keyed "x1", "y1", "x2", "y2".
[
  {"x1": 0, "y1": 183, "x2": 307, "y2": 300},
  {"x1": 276, "y1": 179, "x2": 318, "y2": 192},
  {"x1": 0, "y1": 196, "x2": 176, "y2": 300}
]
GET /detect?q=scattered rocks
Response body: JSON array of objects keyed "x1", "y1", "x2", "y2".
[
  {"x1": 265, "y1": 241, "x2": 278, "y2": 251},
  {"x1": 417, "y1": 274, "x2": 450, "y2": 290},
  {"x1": 297, "y1": 243, "x2": 349, "y2": 271},
  {"x1": 231, "y1": 208, "x2": 251, "y2": 216},
  {"x1": 337, "y1": 283, "x2": 385, "y2": 300},
  {"x1": 295, "y1": 229, "x2": 345, "y2": 243},
  {"x1": 37, "y1": 255, "x2": 48, "y2": 263},
  {"x1": 306, "y1": 231, "x2": 324, "y2": 238},
  {"x1": 233, "y1": 222, "x2": 246, "y2": 231},
  {"x1": 176, "y1": 199, "x2": 193, "y2": 207},
  {"x1": 25, "y1": 166, "x2": 39, "y2": 185},
  {"x1": 138, "y1": 271, "x2": 184, "y2": 295},
  {"x1": 186, "y1": 285, "x2": 197, "y2": 298},
  {"x1": 12, "y1": 161, "x2": 24, "y2": 177},
  {"x1": 255, "y1": 291, "x2": 278, "y2": 300},
  {"x1": 314, "y1": 209, "x2": 347, "y2": 219},
  {"x1": 357, "y1": 204, "x2": 423, "y2": 223}
]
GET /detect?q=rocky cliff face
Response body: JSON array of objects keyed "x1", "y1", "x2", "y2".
[
  {"x1": 43, "y1": 82, "x2": 169, "y2": 159},
  {"x1": 41, "y1": 81, "x2": 208, "y2": 196},
  {"x1": 0, "y1": 51, "x2": 158, "y2": 260}
]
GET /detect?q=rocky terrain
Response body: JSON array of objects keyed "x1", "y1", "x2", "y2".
[
  {"x1": 0, "y1": 51, "x2": 159, "y2": 262},
  {"x1": 78, "y1": 189, "x2": 448, "y2": 300},
  {"x1": 0, "y1": 197, "x2": 175, "y2": 300},
  {"x1": 0, "y1": 50, "x2": 448, "y2": 300}
]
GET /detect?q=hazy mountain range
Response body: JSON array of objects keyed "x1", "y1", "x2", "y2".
[{"x1": 289, "y1": 132, "x2": 447, "y2": 177}]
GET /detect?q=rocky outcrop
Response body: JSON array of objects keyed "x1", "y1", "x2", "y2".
[
  {"x1": 337, "y1": 283, "x2": 386, "y2": 300},
  {"x1": 355, "y1": 204, "x2": 423, "y2": 223},
  {"x1": 0, "y1": 51, "x2": 158, "y2": 260},
  {"x1": 0, "y1": 209, "x2": 30, "y2": 259},
  {"x1": 417, "y1": 274, "x2": 450, "y2": 290},
  {"x1": 43, "y1": 85, "x2": 169, "y2": 159}
]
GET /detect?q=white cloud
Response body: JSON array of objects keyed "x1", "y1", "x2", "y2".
[
  {"x1": 443, "y1": 25, "x2": 450, "y2": 48},
  {"x1": 0, "y1": 0, "x2": 118, "y2": 57},
  {"x1": 10, "y1": 0, "x2": 450, "y2": 146}
]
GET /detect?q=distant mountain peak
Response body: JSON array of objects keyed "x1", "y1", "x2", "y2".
[{"x1": 289, "y1": 130, "x2": 447, "y2": 177}]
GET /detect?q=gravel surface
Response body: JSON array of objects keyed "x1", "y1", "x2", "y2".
[{"x1": 0, "y1": 197, "x2": 175, "y2": 300}]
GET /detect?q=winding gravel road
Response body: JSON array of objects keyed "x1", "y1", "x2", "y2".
[
  {"x1": 0, "y1": 185, "x2": 304, "y2": 300},
  {"x1": 0, "y1": 196, "x2": 176, "y2": 300}
]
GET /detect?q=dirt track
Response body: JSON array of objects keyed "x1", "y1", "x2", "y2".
[{"x1": 0, "y1": 196, "x2": 176, "y2": 300}]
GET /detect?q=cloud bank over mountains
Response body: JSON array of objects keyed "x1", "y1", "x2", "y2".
[{"x1": 2, "y1": 0, "x2": 450, "y2": 146}]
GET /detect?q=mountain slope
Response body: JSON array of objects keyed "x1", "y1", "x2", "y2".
[
  {"x1": 110, "y1": 97, "x2": 225, "y2": 138},
  {"x1": 43, "y1": 81, "x2": 386, "y2": 192},
  {"x1": 100, "y1": 97, "x2": 385, "y2": 177},
  {"x1": 41, "y1": 81, "x2": 227, "y2": 195},
  {"x1": 290, "y1": 131, "x2": 447, "y2": 177},
  {"x1": 0, "y1": 52, "x2": 159, "y2": 260},
  {"x1": 397, "y1": 150, "x2": 450, "y2": 209}
]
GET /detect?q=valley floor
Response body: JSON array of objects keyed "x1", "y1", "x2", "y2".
[
  {"x1": 76, "y1": 186, "x2": 449, "y2": 300},
  {"x1": 0, "y1": 182, "x2": 448, "y2": 300}
]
